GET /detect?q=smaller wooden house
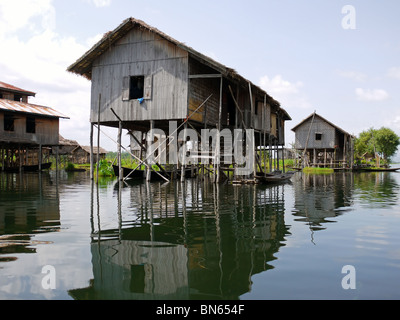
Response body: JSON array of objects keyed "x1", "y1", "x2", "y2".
[
  {"x1": 0, "y1": 81, "x2": 69, "y2": 171},
  {"x1": 71, "y1": 145, "x2": 107, "y2": 164},
  {"x1": 292, "y1": 112, "x2": 354, "y2": 169}
]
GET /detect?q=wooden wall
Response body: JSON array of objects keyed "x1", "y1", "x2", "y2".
[
  {"x1": 90, "y1": 27, "x2": 189, "y2": 123},
  {"x1": 294, "y1": 116, "x2": 337, "y2": 150},
  {"x1": 0, "y1": 111, "x2": 59, "y2": 146}
]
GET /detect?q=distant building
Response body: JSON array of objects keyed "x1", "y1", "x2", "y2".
[
  {"x1": 0, "y1": 81, "x2": 69, "y2": 171},
  {"x1": 291, "y1": 112, "x2": 354, "y2": 169},
  {"x1": 71, "y1": 145, "x2": 108, "y2": 164}
]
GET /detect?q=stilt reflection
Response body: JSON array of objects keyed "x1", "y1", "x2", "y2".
[{"x1": 70, "y1": 179, "x2": 291, "y2": 300}]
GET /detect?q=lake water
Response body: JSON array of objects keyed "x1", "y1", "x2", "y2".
[{"x1": 0, "y1": 170, "x2": 400, "y2": 300}]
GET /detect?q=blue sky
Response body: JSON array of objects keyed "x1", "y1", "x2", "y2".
[{"x1": 1, "y1": 0, "x2": 399, "y2": 157}]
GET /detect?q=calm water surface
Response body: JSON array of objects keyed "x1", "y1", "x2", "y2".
[{"x1": 0, "y1": 170, "x2": 400, "y2": 300}]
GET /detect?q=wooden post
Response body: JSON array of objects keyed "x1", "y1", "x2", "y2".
[
  {"x1": 313, "y1": 149, "x2": 317, "y2": 167},
  {"x1": 39, "y1": 144, "x2": 42, "y2": 171},
  {"x1": 56, "y1": 146, "x2": 59, "y2": 171},
  {"x1": 1, "y1": 146, "x2": 4, "y2": 172},
  {"x1": 118, "y1": 121, "x2": 123, "y2": 181},
  {"x1": 216, "y1": 77, "x2": 223, "y2": 183},
  {"x1": 181, "y1": 122, "x2": 187, "y2": 183},
  {"x1": 18, "y1": 145, "x2": 22, "y2": 173},
  {"x1": 90, "y1": 123, "x2": 94, "y2": 180},
  {"x1": 146, "y1": 121, "x2": 154, "y2": 182},
  {"x1": 97, "y1": 94, "x2": 101, "y2": 176}
]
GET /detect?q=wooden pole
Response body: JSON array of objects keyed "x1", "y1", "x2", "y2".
[
  {"x1": 39, "y1": 144, "x2": 42, "y2": 171},
  {"x1": 147, "y1": 120, "x2": 154, "y2": 182},
  {"x1": 181, "y1": 122, "x2": 187, "y2": 183},
  {"x1": 97, "y1": 94, "x2": 101, "y2": 176},
  {"x1": 118, "y1": 120, "x2": 123, "y2": 181},
  {"x1": 216, "y1": 77, "x2": 223, "y2": 183},
  {"x1": 303, "y1": 111, "x2": 316, "y2": 168},
  {"x1": 18, "y1": 145, "x2": 22, "y2": 173},
  {"x1": 1, "y1": 146, "x2": 4, "y2": 172},
  {"x1": 90, "y1": 123, "x2": 94, "y2": 180}
]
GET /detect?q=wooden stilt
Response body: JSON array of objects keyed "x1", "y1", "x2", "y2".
[
  {"x1": 39, "y1": 144, "x2": 42, "y2": 171},
  {"x1": 147, "y1": 121, "x2": 154, "y2": 182},
  {"x1": 181, "y1": 122, "x2": 187, "y2": 183},
  {"x1": 90, "y1": 123, "x2": 94, "y2": 180},
  {"x1": 97, "y1": 94, "x2": 101, "y2": 176},
  {"x1": 118, "y1": 120, "x2": 123, "y2": 181}
]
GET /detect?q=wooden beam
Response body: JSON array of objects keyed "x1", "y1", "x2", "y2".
[{"x1": 189, "y1": 74, "x2": 222, "y2": 79}]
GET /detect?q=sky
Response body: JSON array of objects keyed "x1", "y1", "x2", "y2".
[{"x1": 1, "y1": 0, "x2": 400, "y2": 159}]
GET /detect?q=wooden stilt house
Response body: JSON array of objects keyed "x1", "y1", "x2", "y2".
[
  {"x1": 0, "y1": 81, "x2": 69, "y2": 171},
  {"x1": 67, "y1": 17, "x2": 291, "y2": 181},
  {"x1": 291, "y1": 112, "x2": 354, "y2": 169}
]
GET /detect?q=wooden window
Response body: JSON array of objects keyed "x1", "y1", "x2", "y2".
[
  {"x1": 26, "y1": 117, "x2": 36, "y2": 133},
  {"x1": 4, "y1": 114, "x2": 14, "y2": 131},
  {"x1": 122, "y1": 75, "x2": 152, "y2": 101},
  {"x1": 315, "y1": 133, "x2": 322, "y2": 141},
  {"x1": 129, "y1": 76, "x2": 144, "y2": 100}
]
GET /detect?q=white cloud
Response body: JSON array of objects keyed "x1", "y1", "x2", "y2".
[
  {"x1": 0, "y1": 0, "x2": 100, "y2": 148},
  {"x1": 259, "y1": 75, "x2": 312, "y2": 109},
  {"x1": 0, "y1": 0, "x2": 55, "y2": 36},
  {"x1": 355, "y1": 88, "x2": 389, "y2": 101},
  {"x1": 337, "y1": 70, "x2": 367, "y2": 82},
  {"x1": 387, "y1": 67, "x2": 400, "y2": 80}
]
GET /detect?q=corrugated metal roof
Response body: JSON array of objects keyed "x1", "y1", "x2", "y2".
[
  {"x1": 0, "y1": 81, "x2": 36, "y2": 96},
  {"x1": 0, "y1": 99, "x2": 69, "y2": 119}
]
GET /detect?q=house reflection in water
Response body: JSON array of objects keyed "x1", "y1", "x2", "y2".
[
  {"x1": 69, "y1": 180, "x2": 291, "y2": 300},
  {"x1": 292, "y1": 172, "x2": 354, "y2": 232},
  {"x1": 0, "y1": 173, "x2": 60, "y2": 261}
]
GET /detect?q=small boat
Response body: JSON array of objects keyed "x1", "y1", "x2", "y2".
[
  {"x1": 256, "y1": 171, "x2": 296, "y2": 184},
  {"x1": 23, "y1": 162, "x2": 52, "y2": 172},
  {"x1": 352, "y1": 166, "x2": 400, "y2": 172}
]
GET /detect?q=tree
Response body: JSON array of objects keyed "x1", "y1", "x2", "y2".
[
  {"x1": 355, "y1": 127, "x2": 400, "y2": 163},
  {"x1": 354, "y1": 128, "x2": 375, "y2": 158},
  {"x1": 374, "y1": 127, "x2": 400, "y2": 161}
]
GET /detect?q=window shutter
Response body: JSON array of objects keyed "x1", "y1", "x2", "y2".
[
  {"x1": 143, "y1": 75, "x2": 152, "y2": 100},
  {"x1": 122, "y1": 76, "x2": 130, "y2": 101}
]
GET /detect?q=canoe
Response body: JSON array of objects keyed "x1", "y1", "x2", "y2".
[
  {"x1": 23, "y1": 162, "x2": 52, "y2": 172},
  {"x1": 256, "y1": 171, "x2": 296, "y2": 184},
  {"x1": 352, "y1": 167, "x2": 400, "y2": 172}
]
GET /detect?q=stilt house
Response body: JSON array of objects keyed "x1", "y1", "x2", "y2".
[
  {"x1": 0, "y1": 81, "x2": 69, "y2": 171},
  {"x1": 291, "y1": 112, "x2": 354, "y2": 169},
  {"x1": 67, "y1": 17, "x2": 291, "y2": 181}
]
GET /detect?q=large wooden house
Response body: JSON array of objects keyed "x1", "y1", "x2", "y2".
[
  {"x1": 291, "y1": 112, "x2": 354, "y2": 169},
  {"x1": 0, "y1": 81, "x2": 69, "y2": 171},
  {"x1": 68, "y1": 17, "x2": 291, "y2": 181}
]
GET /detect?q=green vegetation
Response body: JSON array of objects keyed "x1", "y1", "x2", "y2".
[
  {"x1": 303, "y1": 167, "x2": 334, "y2": 174},
  {"x1": 96, "y1": 159, "x2": 114, "y2": 177},
  {"x1": 355, "y1": 127, "x2": 400, "y2": 166}
]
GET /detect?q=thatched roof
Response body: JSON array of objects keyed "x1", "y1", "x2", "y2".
[
  {"x1": 73, "y1": 145, "x2": 108, "y2": 155},
  {"x1": 67, "y1": 17, "x2": 290, "y2": 118},
  {"x1": 59, "y1": 135, "x2": 79, "y2": 146}
]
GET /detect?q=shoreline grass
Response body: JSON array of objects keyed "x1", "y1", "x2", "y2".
[{"x1": 303, "y1": 167, "x2": 334, "y2": 174}]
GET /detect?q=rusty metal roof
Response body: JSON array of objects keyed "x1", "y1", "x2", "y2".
[
  {"x1": 0, "y1": 81, "x2": 36, "y2": 96},
  {"x1": 0, "y1": 99, "x2": 69, "y2": 119}
]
